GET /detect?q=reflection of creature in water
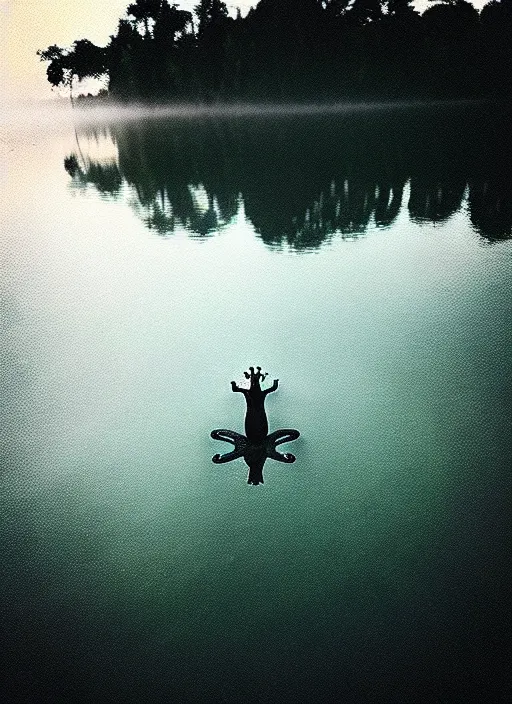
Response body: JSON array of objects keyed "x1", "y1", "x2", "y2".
[{"x1": 211, "y1": 367, "x2": 300, "y2": 485}]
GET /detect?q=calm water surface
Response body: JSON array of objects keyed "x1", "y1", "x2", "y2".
[{"x1": 1, "y1": 104, "x2": 511, "y2": 703}]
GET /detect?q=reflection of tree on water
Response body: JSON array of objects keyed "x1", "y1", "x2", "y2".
[
  {"x1": 468, "y1": 180, "x2": 512, "y2": 242},
  {"x1": 408, "y1": 179, "x2": 467, "y2": 224},
  {"x1": 66, "y1": 106, "x2": 511, "y2": 246},
  {"x1": 64, "y1": 148, "x2": 228, "y2": 238},
  {"x1": 133, "y1": 184, "x2": 225, "y2": 237},
  {"x1": 64, "y1": 154, "x2": 123, "y2": 195}
]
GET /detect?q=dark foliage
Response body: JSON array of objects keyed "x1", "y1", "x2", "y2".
[{"x1": 37, "y1": 0, "x2": 511, "y2": 102}]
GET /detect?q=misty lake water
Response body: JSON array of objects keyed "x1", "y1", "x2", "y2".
[{"x1": 1, "y1": 103, "x2": 511, "y2": 703}]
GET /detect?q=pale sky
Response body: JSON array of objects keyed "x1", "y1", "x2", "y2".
[{"x1": 1, "y1": 0, "x2": 489, "y2": 104}]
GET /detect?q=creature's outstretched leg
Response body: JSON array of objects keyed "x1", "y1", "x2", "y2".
[
  {"x1": 267, "y1": 429, "x2": 300, "y2": 446},
  {"x1": 211, "y1": 429, "x2": 246, "y2": 445},
  {"x1": 267, "y1": 449, "x2": 296, "y2": 463},
  {"x1": 211, "y1": 429, "x2": 247, "y2": 464},
  {"x1": 212, "y1": 448, "x2": 245, "y2": 464},
  {"x1": 266, "y1": 429, "x2": 300, "y2": 463}
]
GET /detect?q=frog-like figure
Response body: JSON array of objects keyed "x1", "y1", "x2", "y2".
[{"x1": 211, "y1": 367, "x2": 300, "y2": 485}]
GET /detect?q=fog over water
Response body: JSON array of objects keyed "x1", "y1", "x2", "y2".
[{"x1": 1, "y1": 97, "x2": 484, "y2": 128}]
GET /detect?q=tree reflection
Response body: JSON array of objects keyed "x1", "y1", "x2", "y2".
[
  {"x1": 468, "y1": 180, "x2": 512, "y2": 242},
  {"x1": 64, "y1": 154, "x2": 123, "y2": 194},
  {"x1": 66, "y1": 105, "x2": 511, "y2": 245},
  {"x1": 408, "y1": 179, "x2": 467, "y2": 224}
]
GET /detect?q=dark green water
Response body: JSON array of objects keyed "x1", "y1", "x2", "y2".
[{"x1": 1, "y1": 104, "x2": 511, "y2": 703}]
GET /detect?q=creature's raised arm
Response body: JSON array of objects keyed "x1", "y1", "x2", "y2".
[
  {"x1": 264, "y1": 379, "x2": 279, "y2": 395},
  {"x1": 231, "y1": 381, "x2": 246, "y2": 393}
]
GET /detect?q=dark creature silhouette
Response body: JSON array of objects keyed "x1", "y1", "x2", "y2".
[{"x1": 211, "y1": 367, "x2": 300, "y2": 485}]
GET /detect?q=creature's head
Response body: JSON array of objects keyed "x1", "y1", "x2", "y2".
[{"x1": 244, "y1": 366, "x2": 268, "y2": 390}]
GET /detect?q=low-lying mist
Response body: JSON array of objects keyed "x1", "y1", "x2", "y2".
[{"x1": 2, "y1": 97, "x2": 483, "y2": 130}]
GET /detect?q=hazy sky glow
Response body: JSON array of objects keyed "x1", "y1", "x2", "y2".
[{"x1": 2, "y1": 0, "x2": 489, "y2": 103}]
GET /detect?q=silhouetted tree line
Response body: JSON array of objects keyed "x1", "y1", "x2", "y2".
[
  {"x1": 38, "y1": 0, "x2": 511, "y2": 102},
  {"x1": 65, "y1": 104, "x2": 511, "y2": 245}
]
